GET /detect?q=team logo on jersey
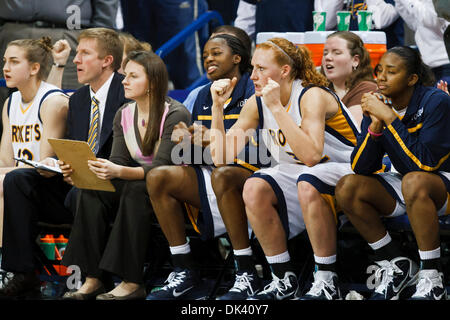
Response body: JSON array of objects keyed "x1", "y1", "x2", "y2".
[
  {"x1": 412, "y1": 107, "x2": 423, "y2": 121},
  {"x1": 11, "y1": 124, "x2": 41, "y2": 143}
]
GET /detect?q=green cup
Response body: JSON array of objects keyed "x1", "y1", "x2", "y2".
[
  {"x1": 358, "y1": 10, "x2": 373, "y2": 31},
  {"x1": 336, "y1": 11, "x2": 351, "y2": 31},
  {"x1": 312, "y1": 11, "x2": 326, "y2": 31},
  {"x1": 40, "y1": 242, "x2": 56, "y2": 260}
]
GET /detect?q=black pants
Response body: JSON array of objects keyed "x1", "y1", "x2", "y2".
[
  {"x1": 2, "y1": 168, "x2": 73, "y2": 273},
  {"x1": 62, "y1": 179, "x2": 155, "y2": 284}
]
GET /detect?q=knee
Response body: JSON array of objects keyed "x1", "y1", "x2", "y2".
[
  {"x1": 335, "y1": 174, "x2": 361, "y2": 212},
  {"x1": 401, "y1": 172, "x2": 429, "y2": 203},
  {"x1": 3, "y1": 168, "x2": 34, "y2": 193},
  {"x1": 297, "y1": 181, "x2": 321, "y2": 207},
  {"x1": 242, "y1": 178, "x2": 272, "y2": 215},
  {"x1": 211, "y1": 166, "x2": 247, "y2": 196},
  {"x1": 146, "y1": 166, "x2": 172, "y2": 197}
]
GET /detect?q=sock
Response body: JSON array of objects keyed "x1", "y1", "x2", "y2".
[
  {"x1": 170, "y1": 242, "x2": 195, "y2": 270},
  {"x1": 266, "y1": 251, "x2": 293, "y2": 279},
  {"x1": 419, "y1": 247, "x2": 442, "y2": 271},
  {"x1": 314, "y1": 254, "x2": 337, "y2": 273},
  {"x1": 233, "y1": 247, "x2": 255, "y2": 273},
  {"x1": 368, "y1": 232, "x2": 402, "y2": 261},
  {"x1": 170, "y1": 242, "x2": 191, "y2": 255}
]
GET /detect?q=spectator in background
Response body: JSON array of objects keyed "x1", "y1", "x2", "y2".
[
  {"x1": 206, "y1": 0, "x2": 240, "y2": 26},
  {"x1": 234, "y1": 0, "x2": 314, "y2": 40},
  {"x1": 0, "y1": 0, "x2": 120, "y2": 91},
  {"x1": 315, "y1": 0, "x2": 404, "y2": 49},
  {"x1": 118, "y1": 32, "x2": 152, "y2": 74},
  {"x1": 0, "y1": 0, "x2": 120, "y2": 141},
  {"x1": 322, "y1": 31, "x2": 377, "y2": 127},
  {"x1": 433, "y1": 0, "x2": 450, "y2": 60},
  {"x1": 394, "y1": 0, "x2": 450, "y2": 85},
  {"x1": 120, "y1": 0, "x2": 209, "y2": 90}
]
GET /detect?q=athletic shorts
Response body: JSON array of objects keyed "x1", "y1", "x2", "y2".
[
  {"x1": 375, "y1": 171, "x2": 450, "y2": 217},
  {"x1": 297, "y1": 162, "x2": 354, "y2": 226},
  {"x1": 192, "y1": 165, "x2": 253, "y2": 240}
]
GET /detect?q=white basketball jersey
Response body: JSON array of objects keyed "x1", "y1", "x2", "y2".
[
  {"x1": 8, "y1": 81, "x2": 65, "y2": 165},
  {"x1": 257, "y1": 79, "x2": 360, "y2": 165}
]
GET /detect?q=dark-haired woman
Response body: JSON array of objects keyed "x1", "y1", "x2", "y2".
[
  {"x1": 61, "y1": 51, "x2": 191, "y2": 300},
  {"x1": 335, "y1": 46, "x2": 450, "y2": 300},
  {"x1": 145, "y1": 33, "x2": 261, "y2": 300},
  {"x1": 322, "y1": 31, "x2": 378, "y2": 128}
]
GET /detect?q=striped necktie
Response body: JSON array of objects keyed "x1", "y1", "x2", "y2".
[{"x1": 87, "y1": 96, "x2": 100, "y2": 154}]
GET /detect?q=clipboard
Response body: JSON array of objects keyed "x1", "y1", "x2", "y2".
[{"x1": 48, "y1": 138, "x2": 116, "y2": 192}]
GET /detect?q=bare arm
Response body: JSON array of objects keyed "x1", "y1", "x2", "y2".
[
  {"x1": 263, "y1": 81, "x2": 338, "y2": 167},
  {"x1": 46, "y1": 40, "x2": 71, "y2": 88},
  {"x1": 0, "y1": 98, "x2": 15, "y2": 171},
  {"x1": 209, "y1": 78, "x2": 260, "y2": 166},
  {"x1": 39, "y1": 94, "x2": 69, "y2": 160}
]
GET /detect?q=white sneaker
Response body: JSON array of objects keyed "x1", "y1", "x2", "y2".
[
  {"x1": 301, "y1": 271, "x2": 342, "y2": 300},
  {"x1": 410, "y1": 269, "x2": 447, "y2": 300}
]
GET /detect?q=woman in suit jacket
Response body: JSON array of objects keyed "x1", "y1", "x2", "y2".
[{"x1": 62, "y1": 51, "x2": 191, "y2": 300}]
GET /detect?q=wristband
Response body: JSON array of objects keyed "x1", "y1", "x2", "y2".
[
  {"x1": 368, "y1": 127, "x2": 383, "y2": 137},
  {"x1": 53, "y1": 62, "x2": 66, "y2": 68}
]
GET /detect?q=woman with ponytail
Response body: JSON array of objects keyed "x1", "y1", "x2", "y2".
[
  {"x1": 336, "y1": 46, "x2": 450, "y2": 300},
  {"x1": 209, "y1": 37, "x2": 360, "y2": 300},
  {"x1": 0, "y1": 36, "x2": 69, "y2": 248}
]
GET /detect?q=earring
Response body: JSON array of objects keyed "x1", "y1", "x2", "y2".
[{"x1": 353, "y1": 65, "x2": 358, "y2": 71}]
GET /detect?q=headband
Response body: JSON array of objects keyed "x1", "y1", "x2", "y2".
[{"x1": 266, "y1": 40, "x2": 294, "y2": 65}]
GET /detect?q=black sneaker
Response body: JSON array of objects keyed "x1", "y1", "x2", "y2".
[
  {"x1": 248, "y1": 272, "x2": 299, "y2": 300},
  {"x1": 146, "y1": 269, "x2": 199, "y2": 300},
  {"x1": 217, "y1": 271, "x2": 262, "y2": 300},
  {"x1": 369, "y1": 256, "x2": 418, "y2": 300},
  {"x1": 0, "y1": 272, "x2": 40, "y2": 299},
  {"x1": 301, "y1": 271, "x2": 342, "y2": 300},
  {"x1": 410, "y1": 269, "x2": 447, "y2": 300}
]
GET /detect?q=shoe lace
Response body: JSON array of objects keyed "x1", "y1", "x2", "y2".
[
  {"x1": 374, "y1": 260, "x2": 401, "y2": 295},
  {"x1": 412, "y1": 272, "x2": 441, "y2": 298},
  {"x1": 307, "y1": 276, "x2": 335, "y2": 299},
  {"x1": 229, "y1": 272, "x2": 255, "y2": 294},
  {"x1": 163, "y1": 270, "x2": 187, "y2": 290},
  {"x1": 260, "y1": 274, "x2": 290, "y2": 296}
]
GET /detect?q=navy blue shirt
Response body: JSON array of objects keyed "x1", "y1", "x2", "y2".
[
  {"x1": 351, "y1": 85, "x2": 450, "y2": 175},
  {"x1": 191, "y1": 72, "x2": 270, "y2": 170},
  {"x1": 243, "y1": 0, "x2": 314, "y2": 34}
]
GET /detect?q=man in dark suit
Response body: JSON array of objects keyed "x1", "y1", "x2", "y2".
[{"x1": 0, "y1": 27, "x2": 127, "y2": 299}]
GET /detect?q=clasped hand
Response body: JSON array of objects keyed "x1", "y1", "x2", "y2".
[
  {"x1": 361, "y1": 91, "x2": 396, "y2": 126},
  {"x1": 171, "y1": 121, "x2": 210, "y2": 147}
]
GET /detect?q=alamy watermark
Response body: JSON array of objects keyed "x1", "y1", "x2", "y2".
[
  {"x1": 170, "y1": 127, "x2": 294, "y2": 167},
  {"x1": 366, "y1": 264, "x2": 381, "y2": 290},
  {"x1": 66, "y1": 5, "x2": 81, "y2": 30},
  {"x1": 66, "y1": 265, "x2": 82, "y2": 290}
]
